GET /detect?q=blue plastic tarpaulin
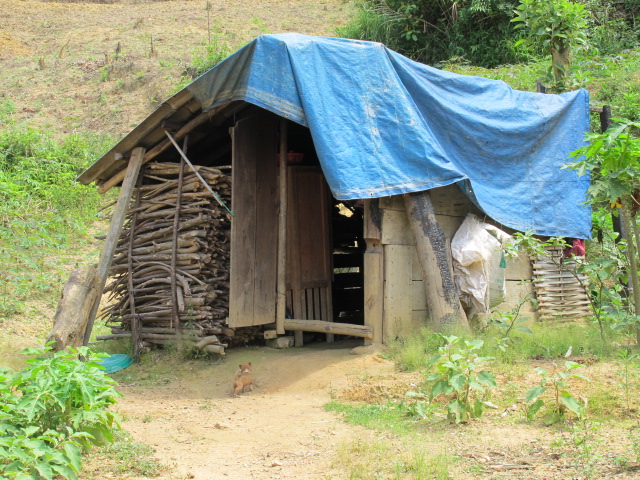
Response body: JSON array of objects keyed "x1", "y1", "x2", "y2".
[{"x1": 188, "y1": 34, "x2": 591, "y2": 239}]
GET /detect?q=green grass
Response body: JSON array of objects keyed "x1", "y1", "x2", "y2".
[
  {"x1": 0, "y1": 103, "x2": 111, "y2": 319},
  {"x1": 325, "y1": 400, "x2": 417, "y2": 436},
  {"x1": 334, "y1": 438, "x2": 453, "y2": 480},
  {"x1": 387, "y1": 322, "x2": 629, "y2": 375},
  {"x1": 83, "y1": 429, "x2": 164, "y2": 479}
]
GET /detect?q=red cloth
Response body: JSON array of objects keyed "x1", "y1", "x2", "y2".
[{"x1": 564, "y1": 238, "x2": 586, "y2": 257}]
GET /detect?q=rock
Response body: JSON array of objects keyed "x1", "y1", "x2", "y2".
[{"x1": 266, "y1": 336, "x2": 294, "y2": 349}]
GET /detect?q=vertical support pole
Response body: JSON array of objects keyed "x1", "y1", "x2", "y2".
[
  {"x1": 170, "y1": 135, "x2": 188, "y2": 330},
  {"x1": 363, "y1": 199, "x2": 384, "y2": 345},
  {"x1": 83, "y1": 147, "x2": 146, "y2": 346},
  {"x1": 128, "y1": 170, "x2": 144, "y2": 362},
  {"x1": 276, "y1": 119, "x2": 288, "y2": 335}
]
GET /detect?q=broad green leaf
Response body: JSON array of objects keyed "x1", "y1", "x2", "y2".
[
  {"x1": 447, "y1": 399, "x2": 465, "y2": 424},
  {"x1": 427, "y1": 373, "x2": 442, "y2": 382},
  {"x1": 564, "y1": 361, "x2": 585, "y2": 369},
  {"x1": 543, "y1": 410, "x2": 563, "y2": 426},
  {"x1": 526, "y1": 385, "x2": 546, "y2": 403},
  {"x1": 472, "y1": 398, "x2": 484, "y2": 418},
  {"x1": 477, "y1": 370, "x2": 497, "y2": 388},
  {"x1": 449, "y1": 374, "x2": 467, "y2": 392},
  {"x1": 35, "y1": 461, "x2": 53, "y2": 480},
  {"x1": 527, "y1": 399, "x2": 544, "y2": 420},
  {"x1": 515, "y1": 326, "x2": 533, "y2": 335},
  {"x1": 430, "y1": 380, "x2": 451, "y2": 400},
  {"x1": 560, "y1": 391, "x2": 585, "y2": 417},
  {"x1": 63, "y1": 442, "x2": 82, "y2": 473},
  {"x1": 468, "y1": 380, "x2": 485, "y2": 392}
]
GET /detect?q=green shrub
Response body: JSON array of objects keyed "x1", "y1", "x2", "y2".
[
  {"x1": 338, "y1": 0, "x2": 527, "y2": 68},
  {"x1": 425, "y1": 335, "x2": 497, "y2": 423},
  {"x1": 0, "y1": 119, "x2": 109, "y2": 317},
  {"x1": 0, "y1": 345, "x2": 121, "y2": 479}
]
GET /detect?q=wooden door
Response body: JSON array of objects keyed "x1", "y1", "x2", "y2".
[
  {"x1": 228, "y1": 113, "x2": 279, "y2": 328},
  {"x1": 286, "y1": 167, "x2": 333, "y2": 323}
]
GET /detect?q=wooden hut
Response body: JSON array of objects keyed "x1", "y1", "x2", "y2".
[{"x1": 73, "y1": 34, "x2": 593, "y2": 353}]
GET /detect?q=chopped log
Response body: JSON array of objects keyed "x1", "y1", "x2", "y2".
[
  {"x1": 194, "y1": 335, "x2": 221, "y2": 349},
  {"x1": 47, "y1": 265, "x2": 100, "y2": 351},
  {"x1": 403, "y1": 191, "x2": 469, "y2": 331},
  {"x1": 203, "y1": 344, "x2": 225, "y2": 355}
]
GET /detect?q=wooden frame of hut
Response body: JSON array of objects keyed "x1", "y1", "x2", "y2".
[{"x1": 68, "y1": 34, "x2": 596, "y2": 355}]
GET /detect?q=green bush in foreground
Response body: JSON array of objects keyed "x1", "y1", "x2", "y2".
[{"x1": 0, "y1": 345, "x2": 121, "y2": 480}]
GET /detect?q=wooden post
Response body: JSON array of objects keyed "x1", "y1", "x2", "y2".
[
  {"x1": 403, "y1": 191, "x2": 469, "y2": 331},
  {"x1": 47, "y1": 265, "x2": 99, "y2": 350},
  {"x1": 127, "y1": 171, "x2": 144, "y2": 362},
  {"x1": 83, "y1": 147, "x2": 146, "y2": 345},
  {"x1": 363, "y1": 199, "x2": 384, "y2": 345},
  {"x1": 276, "y1": 119, "x2": 288, "y2": 335}
]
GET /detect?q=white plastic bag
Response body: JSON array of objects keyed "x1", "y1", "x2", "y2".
[{"x1": 451, "y1": 214, "x2": 510, "y2": 314}]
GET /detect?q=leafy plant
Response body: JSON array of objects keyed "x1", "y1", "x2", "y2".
[
  {"x1": 338, "y1": 0, "x2": 526, "y2": 68},
  {"x1": 512, "y1": 0, "x2": 589, "y2": 88},
  {"x1": 185, "y1": 26, "x2": 232, "y2": 80},
  {"x1": 567, "y1": 119, "x2": 640, "y2": 345},
  {"x1": 554, "y1": 419, "x2": 603, "y2": 479},
  {"x1": 490, "y1": 295, "x2": 533, "y2": 351},
  {"x1": 525, "y1": 359, "x2": 588, "y2": 424},
  {"x1": 426, "y1": 335, "x2": 497, "y2": 423},
  {"x1": 0, "y1": 345, "x2": 121, "y2": 479},
  {"x1": 616, "y1": 349, "x2": 640, "y2": 412},
  {"x1": 0, "y1": 121, "x2": 106, "y2": 318}
]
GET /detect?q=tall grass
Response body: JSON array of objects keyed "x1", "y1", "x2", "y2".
[
  {"x1": 0, "y1": 101, "x2": 110, "y2": 317},
  {"x1": 388, "y1": 321, "x2": 628, "y2": 373}
]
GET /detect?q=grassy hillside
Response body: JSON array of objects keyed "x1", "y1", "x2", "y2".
[{"x1": 1, "y1": 0, "x2": 352, "y2": 138}]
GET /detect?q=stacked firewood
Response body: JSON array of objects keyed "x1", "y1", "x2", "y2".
[{"x1": 98, "y1": 161, "x2": 235, "y2": 355}]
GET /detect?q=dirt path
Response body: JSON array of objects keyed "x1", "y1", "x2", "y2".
[{"x1": 104, "y1": 341, "x2": 389, "y2": 480}]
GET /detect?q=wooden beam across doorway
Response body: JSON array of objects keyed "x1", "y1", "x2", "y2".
[{"x1": 283, "y1": 319, "x2": 373, "y2": 339}]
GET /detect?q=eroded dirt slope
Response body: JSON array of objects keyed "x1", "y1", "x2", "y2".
[{"x1": 0, "y1": 0, "x2": 351, "y2": 137}]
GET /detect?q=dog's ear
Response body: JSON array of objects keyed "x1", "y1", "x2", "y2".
[
  {"x1": 239, "y1": 364, "x2": 242, "y2": 369},
  {"x1": 248, "y1": 362, "x2": 252, "y2": 366}
]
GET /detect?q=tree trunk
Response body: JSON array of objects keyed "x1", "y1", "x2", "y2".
[
  {"x1": 550, "y1": 46, "x2": 571, "y2": 86},
  {"x1": 47, "y1": 265, "x2": 100, "y2": 351},
  {"x1": 403, "y1": 191, "x2": 469, "y2": 332},
  {"x1": 619, "y1": 199, "x2": 640, "y2": 346}
]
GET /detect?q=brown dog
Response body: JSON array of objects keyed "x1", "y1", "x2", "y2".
[{"x1": 233, "y1": 362, "x2": 253, "y2": 396}]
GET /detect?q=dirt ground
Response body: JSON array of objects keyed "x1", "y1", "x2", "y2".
[
  {"x1": 74, "y1": 340, "x2": 640, "y2": 480},
  {"x1": 93, "y1": 341, "x2": 387, "y2": 480}
]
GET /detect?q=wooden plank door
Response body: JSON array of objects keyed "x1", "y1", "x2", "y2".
[
  {"x1": 286, "y1": 167, "x2": 333, "y2": 324},
  {"x1": 228, "y1": 113, "x2": 279, "y2": 328}
]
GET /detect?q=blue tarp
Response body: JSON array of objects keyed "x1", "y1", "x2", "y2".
[{"x1": 188, "y1": 33, "x2": 591, "y2": 239}]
